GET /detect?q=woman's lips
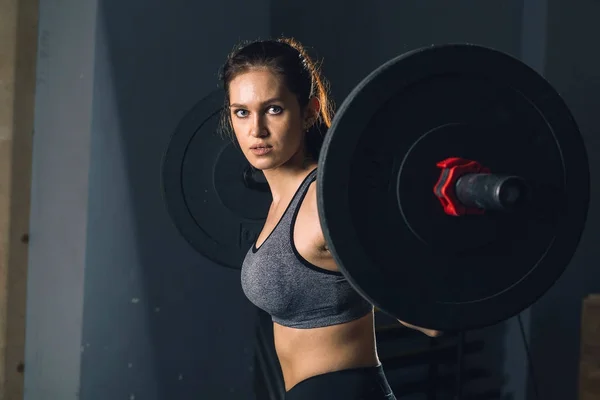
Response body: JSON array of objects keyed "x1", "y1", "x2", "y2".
[{"x1": 250, "y1": 146, "x2": 272, "y2": 156}]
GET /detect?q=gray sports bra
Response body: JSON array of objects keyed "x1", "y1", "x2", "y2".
[{"x1": 240, "y1": 168, "x2": 373, "y2": 329}]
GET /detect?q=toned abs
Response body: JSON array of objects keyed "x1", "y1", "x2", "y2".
[{"x1": 274, "y1": 311, "x2": 379, "y2": 391}]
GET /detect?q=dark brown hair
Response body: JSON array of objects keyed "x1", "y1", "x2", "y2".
[{"x1": 218, "y1": 37, "x2": 334, "y2": 160}]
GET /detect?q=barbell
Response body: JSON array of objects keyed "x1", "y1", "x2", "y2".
[{"x1": 161, "y1": 43, "x2": 590, "y2": 332}]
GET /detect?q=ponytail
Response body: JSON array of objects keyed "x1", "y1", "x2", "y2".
[{"x1": 277, "y1": 37, "x2": 334, "y2": 128}]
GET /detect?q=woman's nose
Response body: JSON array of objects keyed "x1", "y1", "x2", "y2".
[{"x1": 250, "y1": 116, "x2": 267, "y2": 138}]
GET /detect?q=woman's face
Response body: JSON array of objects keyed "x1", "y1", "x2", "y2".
[{"x1": 228, "y1": 68, "x2": 308, "y2": 171}]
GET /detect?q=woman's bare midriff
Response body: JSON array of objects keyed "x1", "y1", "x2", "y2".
[{"x1": 273, "y1": 311, "x2": 380, "y2": 392}]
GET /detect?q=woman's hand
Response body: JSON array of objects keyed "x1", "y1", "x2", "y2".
[{"x1": 397, "y1": 319, "x2": 443, "y2": 337}]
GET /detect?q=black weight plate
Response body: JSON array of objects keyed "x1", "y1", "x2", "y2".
[
  {"x1": 317, "y1": 44, "x2": 590, "y2": 331},
  {"x1": 161, "y1": 89, "x2": 271, "y2": 269}
]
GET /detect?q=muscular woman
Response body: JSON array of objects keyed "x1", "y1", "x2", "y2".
[{"x1": 219, "y1": 37, "x2": 441, "y2": 400}]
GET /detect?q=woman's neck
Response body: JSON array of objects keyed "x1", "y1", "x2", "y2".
[{"x1": 262, "y1": 160, "x2": 317, "y2": 204}]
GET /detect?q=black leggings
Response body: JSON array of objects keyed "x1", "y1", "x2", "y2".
[{"x1": 285, "y1": 364, "x2": 396, "y2": 400}]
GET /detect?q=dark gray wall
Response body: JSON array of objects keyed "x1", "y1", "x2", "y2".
[
  {"x1": 24, "y1": 0, "x2": 97, "y2": 398},
  {"x1": 25, "y1": 0, "x2": 269, "y2": 399},
  {"x1": 24, "y1": 0, "x2": 599, "y2": 399},
  {"x1": 79, "y1": 1, "x2": 272, "y2": 399},
  {"x1": 272, "y1": 1, "x2": 524, "y2": 107},
  {"x1": 528, "y1": 0, "x2": 600, "y2": 399}
]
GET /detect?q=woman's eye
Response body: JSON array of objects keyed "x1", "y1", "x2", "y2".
[
  {"x1": 268, "y1": 106, "x2": 283, "y2": 115},
  {"x1": 234, "y1": 109, "x2": 248, "y2": 118}
]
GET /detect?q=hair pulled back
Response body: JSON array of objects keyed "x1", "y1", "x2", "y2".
[{"x1": 219, "y1": 37, "x2": 334, "y2": 160}]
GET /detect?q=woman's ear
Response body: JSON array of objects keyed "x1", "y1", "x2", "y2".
[
  {"x1": 303, "y1": 96, "x2": 321, "y2": 129},
  {"x1": 309, "y1": 96, "x2": 321, "y2": 118}
]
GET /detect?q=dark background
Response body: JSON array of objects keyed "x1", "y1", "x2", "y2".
[{"x1": 23, "y1": 0, "x2": 599, "y2": 399}]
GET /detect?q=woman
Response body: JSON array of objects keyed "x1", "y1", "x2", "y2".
[{"x1": 219, "y1": 37, "x2": 441, "y2": 400}]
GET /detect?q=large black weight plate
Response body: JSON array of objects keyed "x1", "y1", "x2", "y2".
[
  {"x1": 162, "y1": 90, "x2": 271, "y2": 269},
  {"x1": 317, "y1": 44, "x2": 590, "y2": 331}
]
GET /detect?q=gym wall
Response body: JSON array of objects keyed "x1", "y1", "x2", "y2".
[
  {"x1": 3, "y1": 0, "x2": 596, "y2": 400},
  {"x1": 22, "y1": 1, "x2": 268, "y2": 399},
  {"x1": 528, "y1": 1, "x2": 600, "y2": 399}
]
